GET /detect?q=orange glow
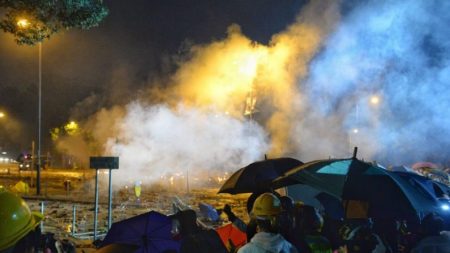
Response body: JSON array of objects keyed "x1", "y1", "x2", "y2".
[
  {"x1": 16, "y1": 18, "x2": 30, "y2": 29},
  {"x1": 167, "y1": 21, "x2": 325, "y2": 155}
]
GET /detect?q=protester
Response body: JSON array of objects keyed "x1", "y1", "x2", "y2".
[
  {"x1": 0, "y1": 190, "x2": 43, "y2": 253},
  {"x1": 321, "y1": 215, "x2": 345, "y2": 252},
  {"x1": 291, "y1": 204, "x2": 332, "y2": 253},
  {"x1": 397, "y1": 219, "x2": 421, "y2": 253},
  {"x1": 237, "y1": 193, "x2": 298, "y2": 253},
  {"x1": 172, "y1": 209, "x2": 228, "y2": 253},
  {"x1": 222, "y1": 204, "x2": 247, "y2": 233},
  {"x1": 343, "y1": 219, "x2": 386, "y2": 253},
  {"x1": 411, "y1": 213, "x2": 450, "y2": 253},
  {"x1": 278, "y1": 196, "x2": 297, "y2": 246},
  {"x1": 372, "y1": 219, "x2": 399, "y2": 253}
]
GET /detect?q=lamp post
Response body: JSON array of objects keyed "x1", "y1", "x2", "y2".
[
  {"x1": 37, "y1": 41, "x2": 42, "y2": 195},
  {"x1": 17, "y1": 18, "x2": 42, "y2": 195},
  {"x1": 0, "y1": 112, "x2": 4, "y2": 152}
]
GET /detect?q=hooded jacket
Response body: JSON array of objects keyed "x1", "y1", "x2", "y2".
[{"x1": 238, "y1": 232, "x2": 299, "y2": 253}]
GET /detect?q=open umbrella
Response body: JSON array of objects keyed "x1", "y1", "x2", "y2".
[
  {"x1": 273, "y1": 155, "x2": 439, "y2": 220},
  {"x1": 198, "y1": 202, "x2": 220, "y2": 222},
  {"x1": 102, "y1": 211, "x2": 180, "y2": 253},
  {"x1": 392, "y1": 171, "x2": 450, "y2": 229},
  {"x1": 218, "y1": 157, "x2": 302, "y2": 194},
  {"x1": 215, "y1": 223, "x2": 247, "y2": 251},
  {"x1": 96, "y1": 243, "x2": 139, "y2": 253},
  {"x1": 315, "y1": 192, "x2": 344, "y2": 220},
  {"x1": 391, "y1": 165, "x2": 417, "y2": 174}
]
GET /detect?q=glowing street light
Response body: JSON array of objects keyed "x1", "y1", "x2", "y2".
[
  {"x1": 0, "y1": 112, "x2": 4, "y2": 118},
  {"x1": 352, "y1": 128, "x2": 359, "y2": 134},
  {"x1": 16, "y1": 18, "x2": 30, "y2": 29},
  {"x1": 370, "y1": 95, "x2": 380, "y2": 105}
]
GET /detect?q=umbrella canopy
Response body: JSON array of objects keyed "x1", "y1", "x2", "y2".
[
  {"x1": 218, "y1": 157, "x2": 302, "y2": 194},
  {"x1": 391, "y1": 165, "x2": 417, "y2": 174},
  {"x1": 391, "y1": 172, "x2": 450, "y2": 228},
  {"x1": 198, "y1": 203, "x2": 220, "y2": 222},
  {"x1": 315, "y1": 192, "x2": 344, "y2": 220},
  {"x1": 102, "y1": 211, "x2": 180, "y2": 253},
  {"x1": 215, "y1": 223, "x2": 247, "y2": 250},
  {"x1": 96, "y1": 243, "x2": 139, "y2": 253},
  {"x1": 273, "y1": 158, "x2": 439, "y2": 220}
]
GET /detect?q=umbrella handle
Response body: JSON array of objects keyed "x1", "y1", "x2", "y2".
[{"x1": 352, "y1": 147, "x2": 358, "y2": 159}]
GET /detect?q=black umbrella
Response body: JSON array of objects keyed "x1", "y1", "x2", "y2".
[
  {"x1": 218, "y1": 157, "x2": 303, "y2": 194},
  {"x1": 273, "y1": 155, "x2": 439, "y2": 220}
]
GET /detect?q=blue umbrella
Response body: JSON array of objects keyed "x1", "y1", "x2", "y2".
[
  {"x1": 391, "y1": 171, "x2": 450, "y2": 228},
  {"x1": 102, "y1": 211, "x2": 180, "y2": 253},
  {"x1": 198, "y1": 203, "x2": 220, "y2": 222},
  {"x1": 391, "y1": 165, "x2": 417, "y2": 174},
  {"x1": 273, "y1": 156, "x2": 439, "y2": 220}
]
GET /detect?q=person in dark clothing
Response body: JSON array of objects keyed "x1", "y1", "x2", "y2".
[
  {"x1": 373, "y1": 219, "x2": 398, "y2": 253},
  {"x1": 343, "y1": 219, "x2": 386, "y2": 253},
  {"x1": 411, "y1": 213, "x2": 450, "y2": 253},
  {"x1": 172, "y1": 209, "x2": 228, "y2": 253},
  {"x1": 291, "y1": 204, "x2": 332, "y2": 253},
  {"x1": 278, "y1": 196, "x2": 296, "y2": 246}
]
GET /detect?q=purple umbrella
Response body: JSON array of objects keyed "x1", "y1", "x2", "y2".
[{"x1": 102, "y1": 211, "x2": 180, "y2": 253}]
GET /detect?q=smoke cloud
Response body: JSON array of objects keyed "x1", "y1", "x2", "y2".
[
  {"x1": 55, "y1": 0, "x2": 450, "y2": 187},
  {"x1": 106, "y1": 103, "x2": 268, "y2": 184},
  {"x1": 53, "y1": 0, "x2": 339, "y2": 186},
  {"x1": 295, "y1": 0, "x2": 450, "y2": 165}
]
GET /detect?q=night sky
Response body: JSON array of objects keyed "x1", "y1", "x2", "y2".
[{"x1": 0, "y1": 0, "x2": 304, "y2": 155}]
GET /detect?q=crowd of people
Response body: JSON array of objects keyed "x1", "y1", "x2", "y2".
[
  {"x1": 2, "y1": 189, "x2": 450, "y2": 253},
  {"x1": 169, "y1": 191, "x2": 450, "y2": 253}
]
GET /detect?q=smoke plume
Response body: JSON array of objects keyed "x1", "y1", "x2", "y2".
[
  {"x1": 55, "y1": 0, "x2": 450, "y2": 187},
  {"x1": 295, "y1": 0, "x2": 450, "y2": 164}
]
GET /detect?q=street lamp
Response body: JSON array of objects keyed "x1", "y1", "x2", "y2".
[
  {"x1": 16, "y1": 18, "x2": 30, "y2": 29},
  {"x1": 0, "y1": 112, "x2": 4, "y2": 118},
  {"x1": 16, "y1": 18, "x2": 43, "y2": 195},
  {"x1": 370, "y1": 95, "x2": 380, "y2": 105}
]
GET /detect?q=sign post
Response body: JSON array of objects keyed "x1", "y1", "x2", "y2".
[{"x1": 89, "y1": 156, "x2": 119, "y2": 240}]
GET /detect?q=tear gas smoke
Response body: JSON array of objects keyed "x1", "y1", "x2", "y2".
[
  {"x1": 297, "y1": 0, "x2": 450, "y2": 164},
  {"x1": 55, "y1": 0, "x2": 339, "y2": 187},
  {"x1": 55, "y1": 0, "x2": 450, "y2": 187},
  {"x1": 105, "y1": 103, "x2": 269, "y2": 184}
]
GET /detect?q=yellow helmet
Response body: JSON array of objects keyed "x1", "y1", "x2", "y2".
[
  {"x1": 251, "y1": 193, "x2": 281, "y2": 218},
  {"x1": 0, "y1": 191, "x2": 43, "y2": 251}
]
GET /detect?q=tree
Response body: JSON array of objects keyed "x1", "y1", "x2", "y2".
[{"x1": 0, "y1": 0, "x2": 108, "y2": 45}]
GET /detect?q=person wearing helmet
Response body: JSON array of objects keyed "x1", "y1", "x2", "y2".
[
  {"x1": 237, "y1": 193, "x2": 298, "y2": 253},
  {"x1": 0, "y1": 190, "x2": 43, "y2": 253}
]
